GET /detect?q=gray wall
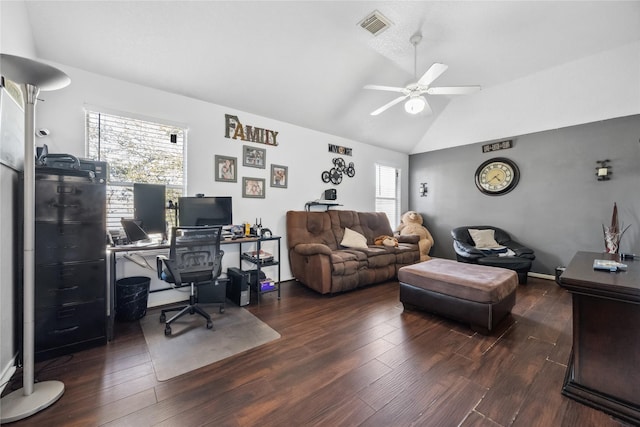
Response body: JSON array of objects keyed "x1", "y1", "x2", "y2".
[{"x1": 409, "y1": 115, "x2": 640, "y2": 275}]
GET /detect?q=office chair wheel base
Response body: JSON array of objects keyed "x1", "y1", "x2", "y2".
[
  {"x1": 159, "y1": 313, "x2": 166, "y2": 323},
  {"x1": 206, "y1": 320, "x2": 213, "y2": 329},
  {"x1": 164, "y1": 325, "x2": 172, "y2": 336}
]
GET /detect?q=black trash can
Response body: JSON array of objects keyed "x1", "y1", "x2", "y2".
[{"x1": 116, "y1": 276, "x2": 151, "y2": 321}]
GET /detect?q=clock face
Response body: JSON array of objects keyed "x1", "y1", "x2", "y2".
[{"x1": 475, "y1": 158, "x2": 520, "y2": 195}]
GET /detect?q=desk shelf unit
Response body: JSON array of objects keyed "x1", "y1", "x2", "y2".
[{"x1": 238, "y1": 235, "x2": 281, "y2": 303}]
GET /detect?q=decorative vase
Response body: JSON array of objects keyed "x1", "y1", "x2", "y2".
[{"x1": 602, "y1": 203, "x2": 630, "y2": 254}]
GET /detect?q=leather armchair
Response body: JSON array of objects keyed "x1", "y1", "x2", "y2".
[{"x1": 451, "y1": 226, "x2": 535, "y2": 283}]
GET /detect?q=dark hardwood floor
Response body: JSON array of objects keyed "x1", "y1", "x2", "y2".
[{"x1": 4, "y1": 277, "x2": 633, "y2": 426}]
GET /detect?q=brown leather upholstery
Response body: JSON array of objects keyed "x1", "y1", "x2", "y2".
[
  {"x1": 398, "y1": 258, "x2": 518, "y2": 334},
  {"x1": 286, "y1": 210, "x2": 420, "y2": 294}
]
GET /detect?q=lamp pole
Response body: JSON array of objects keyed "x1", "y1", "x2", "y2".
[{"x1": 0, "y1": 53, "x2": 70, "y2": 423}]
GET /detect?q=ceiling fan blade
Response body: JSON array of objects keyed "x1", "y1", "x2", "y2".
[
  {"x1": 364, "y1": 84, "x2": 407, "y2": 93},
  {"x1": 370, "y1": 95, "x2": 408, "y2": 116},
  {"x1": 422, "y1": 98, "x2": 433, "y2": 115},
  {"x1": 427, "y1": 86, "x2": 481, "y2": 95},
  {"x1": 417, "y1": 63, "x2": 448, "y2": 87}
]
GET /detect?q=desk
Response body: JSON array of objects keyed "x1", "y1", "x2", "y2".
[
  {"x1": 107, "y1": 236, "x2": 281, "y2": 341},
  {"x1": 559, "y1": 251, "x2": 640, "y2": 425}
]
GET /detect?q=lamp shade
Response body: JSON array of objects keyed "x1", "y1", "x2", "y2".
[{"x1": 404, "y1": 96, "x2": 426, "y2": 114}]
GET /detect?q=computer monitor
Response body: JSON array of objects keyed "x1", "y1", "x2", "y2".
[
  {"x1": 178, "y1": 196, "x2": 233, "y2": 227},
  {"x1": 134, "y1": 183, "x2": 166, "y2": 236},
  {"x1": 120, "y1": 218, "x2": 150, "y2": 244}
]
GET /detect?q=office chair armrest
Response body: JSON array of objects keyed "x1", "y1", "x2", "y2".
[
  {"x1": 156, "y1": 255, "x2": 168, "y2": 279},
  {"x1": 212, "y1": 250, "x2": 224, "y2": 278},
  {"x1": 157, "y1": 255, "x2": 183, "y2": 286}
]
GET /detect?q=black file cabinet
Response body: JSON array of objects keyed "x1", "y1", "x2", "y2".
[{"x1": 34, "y1": 169, "x2": 107, "y2": 361}]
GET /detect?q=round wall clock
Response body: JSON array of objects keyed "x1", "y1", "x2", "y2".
[{"x1": 475, "y1": 157, "x2": 520, "y2": 195}]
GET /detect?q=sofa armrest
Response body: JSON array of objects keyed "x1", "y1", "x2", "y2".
[
  {"x1": 396, "y1": 234, "x2": 420, "y2": 244},
  {"x1": 453, "y1": 240, "x2": 485, "y2": 260},
  {"x1": 293, "y1": 243, "x2": 333, "y2": 256}
]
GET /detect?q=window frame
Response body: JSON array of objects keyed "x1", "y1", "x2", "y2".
[
  {"x1": 84, "y1": 107, "x2": 187, "y2": 233},
  {"x1": 375, "y1": 163, "x2": 401, "y2": 229}
]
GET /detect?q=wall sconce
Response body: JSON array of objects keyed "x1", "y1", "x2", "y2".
[
  {"x1": 419, "y1": 182, "x2": 428, "y2": 197},
  {"x1": 595, "y1": 160, "x2": 612, "y2": 181}
]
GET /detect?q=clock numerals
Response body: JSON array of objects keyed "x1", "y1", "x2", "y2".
[{"x1": 475, "y1": 158, "x2": 520, "y2": 196}]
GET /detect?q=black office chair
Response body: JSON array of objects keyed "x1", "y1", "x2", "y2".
[{"x1": 157, "y1": 226, "x2": 224, "y2": 336}]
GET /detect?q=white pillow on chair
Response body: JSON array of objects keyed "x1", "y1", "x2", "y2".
[{"x1": 469, "y1": 229, "x2": 502, "y2": 249}]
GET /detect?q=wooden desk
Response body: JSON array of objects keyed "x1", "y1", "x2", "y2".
[{"x1": 560, "y1": 251, "x2": 640, "y2": 425}]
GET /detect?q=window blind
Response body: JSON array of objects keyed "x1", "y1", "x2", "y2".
[
  {"x1": 375, "y1": 164, "x2": 400, "y2": 228},
  {"x1": 85, "y1": 111, "x2": 185, "y2": 231}
]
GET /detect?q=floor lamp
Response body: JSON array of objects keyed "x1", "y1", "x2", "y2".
[{"x1": 0, "y1": 53, "x2": 70, "y2": 423}]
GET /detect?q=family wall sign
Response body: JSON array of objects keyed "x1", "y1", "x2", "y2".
[{"x1": 225, "y1": 114, "x2": 279, "y2": 146}]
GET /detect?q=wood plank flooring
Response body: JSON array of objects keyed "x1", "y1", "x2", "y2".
[{"x1": 4, "y1": 277, "x2": 633, "y2": 426}]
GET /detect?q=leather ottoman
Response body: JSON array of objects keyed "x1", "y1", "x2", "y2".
[
  {"x1": 398, "y1": 258, "x2": 518, "y2": 334},
  {"x1": 476, "y1": 256, "x2": 532, "y2": 284}
]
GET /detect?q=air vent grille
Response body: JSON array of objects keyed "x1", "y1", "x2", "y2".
[{"x1": 359, "y1": 10, "x2": 392, "y2": 36}]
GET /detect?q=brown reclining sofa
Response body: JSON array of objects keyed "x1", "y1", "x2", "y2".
[{"x1": 286, "y1": 210, "x2": 420, "y2": 294}]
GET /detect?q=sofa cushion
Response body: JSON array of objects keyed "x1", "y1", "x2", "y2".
[
  {"x1": 287, "y1": 211, "x2": 339, "y2": 250},
  {"x1": 330, "y1": 250, "x2": 360, "y2": 276},
  {"x1": 340, "y1": 227, "x2": 368, "y2": 249},
  {"x1": 398, "y1": 259, "x2": 517, "y2": 304}
]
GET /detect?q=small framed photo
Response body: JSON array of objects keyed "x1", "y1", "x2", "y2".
[
  {"x1": 214, "y1": 155, "x2": 237, "y2": 182},
  {"x1": 242, "y1": 145, "x2": 266, "y2": 169},
  {"x1": 242, "y1": 177, "x2": 265, "y2": 198},
  {"x1": 270, "y1": 164, "x2": 288, "y2": 188}
]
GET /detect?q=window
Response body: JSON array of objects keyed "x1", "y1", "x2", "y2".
[
  {"x1": 375, "y1": 164, "x2": 400, "y2": 228},
  {"x1": 85, "y1": 110, "x2": 185, "y2": 232}
]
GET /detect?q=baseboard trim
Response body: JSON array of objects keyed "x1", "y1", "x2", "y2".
[{"x1": 528, "y1": 272, "x2": 555, "y2": 281}]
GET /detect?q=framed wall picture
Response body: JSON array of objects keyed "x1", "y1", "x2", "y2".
[
  {"x1": 270, "y1": 164, "x2": 288, "y2": 188},
  {"x1": 242, "y1": 145, "x2": 266, "y2": 169},
  {"x1": 214, "y1": 155, "x2": 237, "y2": 182},
  {"x1": 242, "y1": 177, "x2": 265, "y2": 198}
]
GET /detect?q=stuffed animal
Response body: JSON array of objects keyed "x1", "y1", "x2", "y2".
[
  {"x1": 396, "y1": 211, "x2": 434, "y2": 261},
  {"x1": 374, "y1": 235, "x2": 399, "y2": 248}
]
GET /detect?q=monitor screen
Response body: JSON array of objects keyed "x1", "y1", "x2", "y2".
[
  {"x1": 120, "y1": 218, "x2": 150, "y2": 243},
  {"x1": 134, "y1": 183, "x2": 166, "y2": 235},
  {"x1": 178, "y1": 196, "x2": 233, "y2": 227}
]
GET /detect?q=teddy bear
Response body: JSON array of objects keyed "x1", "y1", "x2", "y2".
[
  {"x1": 396, "y1": 211, "x2": 434, "y2": 261},
  {"x1": 374, "y1": 235, "x2": 399, "y2": 248}
]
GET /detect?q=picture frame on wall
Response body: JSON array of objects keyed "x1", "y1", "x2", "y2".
[
  {"x1": 214, "y1": 155, "x2": 237, "y2": 182},
  {"x1": 242, "y1": 145, "x2": 266, "y2": 169},
  {"x1": 242, "y1": 177, "x2": 265, "y2": 198},
  {"x1": 270, "y1": 164, "x2": 288, "y2": 188}
]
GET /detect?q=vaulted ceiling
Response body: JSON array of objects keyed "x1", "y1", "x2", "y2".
[{"x1": 21, "y1": 1, "x2": 640, "y2": 154}]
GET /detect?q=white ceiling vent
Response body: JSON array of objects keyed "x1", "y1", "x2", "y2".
[{"x1": 359, "y1": 10, "x2": 392, "y2": 36}]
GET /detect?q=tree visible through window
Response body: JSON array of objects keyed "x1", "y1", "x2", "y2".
[
  {"x1": 85, "y1": 110, "x2": 185, "y2": 232},
  {"x1": 375, "y1": 164, "x2": 400, "y2": 229}
]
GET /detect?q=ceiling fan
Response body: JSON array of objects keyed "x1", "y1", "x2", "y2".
[{"x1": 364, "y1": 33, "x2": 481, "y2": 116}]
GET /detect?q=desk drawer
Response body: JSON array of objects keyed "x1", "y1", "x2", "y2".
[
  {"x1": 35, "y1": 300, "x2": 106, "y2": 351},
  {"x1": 36, "y1": 261, "x2": 105, "y2": 308},
  {"x1": 36, "y1": 222, "x2": 105, "y2": 263}
]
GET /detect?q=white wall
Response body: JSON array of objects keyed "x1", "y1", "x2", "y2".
[
  {"x1": 413, "y1": 41, "x2": 640, "y2": 153},
  {"x1": 34, "y1": 62, "x2": 409, "y2": 304}
]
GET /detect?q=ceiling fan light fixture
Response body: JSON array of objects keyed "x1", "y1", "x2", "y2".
[{"x1": 405, "y1": 96, "x2": 426, "y2": 114}]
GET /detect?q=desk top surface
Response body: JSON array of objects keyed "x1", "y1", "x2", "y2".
[
  {"x1": 108, "y1": 235, "x2": 280, "y2": 253},
  {"x1": 561, "y1": 251, "x2": 640, "y2": 301}
]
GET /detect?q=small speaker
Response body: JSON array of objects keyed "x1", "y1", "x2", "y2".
[{"x1": 324, "y1": 189, "x2": 337, "y2": 200}]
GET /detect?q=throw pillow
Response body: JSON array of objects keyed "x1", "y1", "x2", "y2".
[
  {"x1": 468, "y1": 229, "x2": 502, "y2": 249},
  {"x1": 341, "y1": 227, "x2": 368, "y2": 249}
]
